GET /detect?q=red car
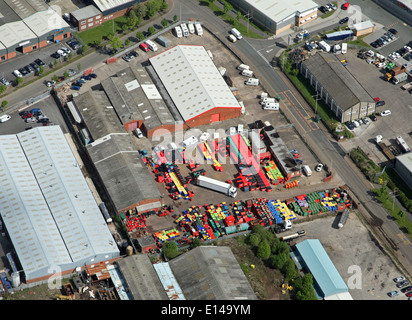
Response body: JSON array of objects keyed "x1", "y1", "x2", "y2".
[
  {"x1": 342, "y1": 2, "x2": 349, "y2": 10},
  {"x1": 406, "y1": 292, "x2": 412, "y2": 297},
  {"x1": 373, "y1": 97, "x2": 380, "y2": 102},
  {"x1": 293, "y1": 153, "x2": 301, "y2": 159},
  {"x1": 22, "y1": 113, "x2": 33, "y2": 119}
]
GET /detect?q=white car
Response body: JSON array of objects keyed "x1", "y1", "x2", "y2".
[
  {"x1": 46, "y1": 80, "x2": 56, "y2": 87},
  {"x1": 0, "y1": 115, "x2": 11, "y2": 122},
  {"x1": 61, "y1": 47, "x2": 71, "y2": 54},
  {"x1": 228, "y1": 34, "x2": 237, "y2": 42},
  {"x1": 315, "y1": 163, "x2": 323, "y2": 172},
  {"x1": 393, "y1": 276, "x2": 406, "y2": 283},
  {"x1": 13, "y1": 70, "x2": 23, "y2": 77},
  {"x1": 380, "y1": 110, "x2": 391, "y2": 116},
  {"x1": 57, "y1": 49, "x2": 67, "y2": 57}
]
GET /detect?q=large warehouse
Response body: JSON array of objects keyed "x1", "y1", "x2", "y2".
[
  {"x1": 300, "y1": 52, "x2": 376, "y2": 123},
  {"x1": 374, "y1": 0, "x2": 412, "y2": 25},
  {"x1": 0, "y1": 0, "x2": 70, "y2": 62},
  {"x1": 149, "y1": 45, "x2": 242, "y2": 128},
  {"x1": 394, "y1": 152, "x2": 412, "y2": 190},
  {"x1": 295, "y1": 239, "x2": 352, "y2": 300},
  {"x1": 230, "y1": 0, "x2": 318, "y2": 35},
  {"x1": 0, "y1": 126, "x2": 120, "y2": 283}
]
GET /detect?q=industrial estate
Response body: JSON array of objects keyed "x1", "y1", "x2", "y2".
[{"x1": 0, "y1": 0, "x2": 411, "y2": 305}]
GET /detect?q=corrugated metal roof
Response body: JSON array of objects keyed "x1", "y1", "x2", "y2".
[
  {"x1": 295, "y1": 239, "x2": 349, "y2": 298},
  {"x1": 0, "y1": 126, "x2": 119, "y2": 280},
  {"x1": 93, "y1": 0, "x2": 134, "y2": 12},
  {"x1": 149, "y1": 45, "x2": 241, "y2": 122},
  {"x1": 23, "y1": 9, "x2": 69, "y2": 37},
  {"x1": 153, "y1": 262, "x2": 185, "y2": 300}
]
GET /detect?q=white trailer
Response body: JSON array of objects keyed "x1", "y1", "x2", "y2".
[
  {"x1": 341, "y1": 43, "x2": 347, "y2": 54},
  {"x1": 188, "y1": 23, "x2": 195, "y2": 34},
  {"x1": 196, "y1": 176, "x2": 237, "y2": 198},
  {"x1": 180, "y1": 23, "x2": 189, "y2": 37},
  {"x1": 195, "y1": 23, "x2": 203, "y2": 36},
  {"x1": 241, "y1": 69, "x2": 254, "y2": 77},
  {"x1": 174, "y1": 26, "x2": 182, "y2": 38},
  {"x1": 245, "y1": 78, "x2": 259, "y2": 86},
  {"x1": 237, "y1": 64, "x2": 250, "y2": 71},
  {"x1": 318, "y1": 40, "x2": 331, "y2": 52}
]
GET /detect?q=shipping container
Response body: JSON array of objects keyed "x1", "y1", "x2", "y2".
[{"x1": 156, "y1": 35, "x2": 170, "y2": 47}]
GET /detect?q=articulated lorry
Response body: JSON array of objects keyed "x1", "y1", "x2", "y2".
[
  {"x1": 196, "y1": 175, "x2": 237, "y2": 198},
  {"x1": 281, "y1": 230, "x2": 306, "y2": 242},
  {"x1": 375, "y1": 135, "x2": 398, "y2": 161}
]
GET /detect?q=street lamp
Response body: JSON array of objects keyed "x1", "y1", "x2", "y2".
[{"x1": 389, "y1": 190, "x2": 398, "y2": 212}]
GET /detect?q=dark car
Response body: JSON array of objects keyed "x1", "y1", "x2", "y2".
[
  {"x1": 82, "y1": 75, "x2": 92, "y2": 81},
  {"x1": 130, "y1": 50, "x2": 139, "y2": 57},
  {"x1": 19, "y1": 110, "x2": 30, "y2": 117},
  {"x1": 19, "y1": 67, "x2": 29, "y2": 76},
  {"x1": 375, "y1": 100, "x2": 385, "y2": 107},
  {"x1": 401, "y1": 286, "x2": 412, "y2": 293},
  {"x1": 389, "y1": 28, "x2": 398, "y2": 35},
  {"x1": 370, "y1": 115, "x2": 377, "y2": 121},
  {"x1": 371, "y1": 41, "x2": 378, "y2": 48},
  {"x1": 35, "y1": 58, "x2": 45, "y2": 66},
  {"x1": 72, "y1": 81, "x2": 83, "y2": 87},
  {"x1": 89, "y1": 73, "x2": 97, "y2": 78},
  {"x1": 345, "y1": 121, "x2": 355, "y2": 130},
  {"x1": 319, "y1": 6, "x2": 327, "y2": 13},
  {"x1": 25, "y1": 65, "x2": 34, "y2": 74},
  {"x1": 30, "y1": 62, "x2": 40, "y2": 72},
  {"x1": 51, "y1": 52, "x2": 61, "y2": 59},
  {"x1": 339, "y1": 17, "x2": 349, "y2": 24},
  {"x1": 396, "y1": 280, "x2": 409, "y2": 288},
  {"x1": 38, "y1": 118, "x2": 50, "y2": 124}
]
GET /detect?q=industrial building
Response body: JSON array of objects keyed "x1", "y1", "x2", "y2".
[
  {"x1": 352, "y1": 20, "x2": 376, "y2": 37},
  {"x1": 394, "y1": 152, "x2": 412, "y2": 190},
  {"x1": 229, "y1": 0, "x2": 318, "y2": 35},
  {"x1": 101, "y1": 66, "x2": 177, "y2": 137},
  {"x1": 295, "y1": 239, "x2": 352, "y2": 300},
  {"x1": 0, "y1": 126, "x2": 120, "y2": 284},
  {"x1": 70, "y1": 0, "x2": 145, "y2": 31},
  {"x1": 168, "y1": 246, "x2": 257, "y2": 300},
  {"x1": 300, "y1": 52, "x2": 376, "y2": 123},
  {"x1": 0, "y1": 0, "x2": 70, "y2": 62},
  {"x1": 86, "y1": 133, "x2": 162, "y2": 214},
  {"x1": 374, "y1": 0, "x2": 412, "y2": 25},
  {"x1": 149, "y1": 45, "x2": 242, "y2": 127}
]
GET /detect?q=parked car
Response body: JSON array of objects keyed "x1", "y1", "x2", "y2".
[
  {"x1": 31, "y1": 108, "x2": 41, "y2": 115},
  {"x1": 130, "y1": 50, "x2": 139, "y2": 57},
  {"x1": 77, "y1": 78, "x2": 87, "y2": 84},
  {"x1": 13, "y1": 70, "x2": 23, "y2": 78},
  {"x1": 51, "y1": 52, "x2": 61, "y2": 59},
  {"x1": 339, "y1": 17, "x2": 349, "y2": 24},
  {"x1": 345, "y1": 121, "x2": 355, "y2": 130},
  {"x1": 38, "y1": 118, "x2": 50, "y2": 124},
  {"x1": 389, "y1": 28, "x2": 398, "y2": 35},
  {"x1": 25, "y1": 65, "x2": 35, "y2": 74},
  {"x1": 22, "y1": 113, "x2": 34, "y2": 119},
  {"x1": 83, "y1": 75, "x2": 92, "y2": 81},
  {"x1": 72, "y1": 81, "x2": 83, "y2": 87},
  {"x1": 122, "y1": 54, "x2": 132, "y2": 62},
  {"x1": 34, "y1": 58, "x2": 45, "y2": 66},
  {"x1": 315, "y1": 163, "x2": 323, "y2": 172},
  {"x1": 376, "y1": 100, "x2": 385, "y2": 107},
  {"x1": 71, "y1": 85, "x2": 80, "y2": 91},
  {"x1": 89, "y1": 73, "x2": 97, "y2": 78},
  {"x1": 30, "y1": 62, "x2": 40, "y2": 72},
  {"x1": 406, "y1": 292, "x2": 412, "y2": 297},
  {"x1": 396, "y1": 280, "x2": 409, "y2": 288},
  {"x1": 19, "y1": 68, "x2": 29, "y2": 76},
  {"x1": 0, "y1": 78, "x2": 10, "y2": 86},
  {"x1": 370, "y1": 114, "x2": 377, "y2": 121},
  {"x1": 25, "y1": 117, "x2": 36, "y2": 123},
  {"x1": 401, "y1": 286, "x2": 412, "y2": 293},
  {"x1": 319, "y1": 6, "x2": 327, "y2": 13},
  {"x1": 388, "y1": 290, "x2": 399, "y2": 297},
  {"x1": 380, "y1": 110, "x2": 391, "y2": 116},
  {"x1": 0, "y1": 115, "x2": 11, "y2": 122},
  {"x1": 61, "y1": 47, "x2": 71, "y2": 54},
  {"x1": 328, "y1": 2, "x2": 337, "y2": 10},
  {"x1": 46, "y1": 80, "x2": 56, "y2": 87}
]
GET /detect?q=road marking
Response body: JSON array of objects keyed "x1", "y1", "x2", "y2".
[
  {"x1": 386, "y1": 21, "x2": 398, "y2": 28},
  {"x1": 266, "y1": 49, "x2": 273, "y2": 53}
]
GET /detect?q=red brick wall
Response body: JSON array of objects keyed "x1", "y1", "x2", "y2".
[
  {"x1": 185, "y1": 107, "x2": 242, "y2": 127},
  {"x1": 119, "y1": 198, "x2": 163, "y2": 214}
]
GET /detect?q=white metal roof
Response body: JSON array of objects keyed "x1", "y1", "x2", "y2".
[
  {"x1": 244, "y1": 0, "x2": 318, "y2": 23},
  {"x1": 23, "y1": 9, "x2": 69, "y2": 37},
  {"x1": 0, "y1": 20, "x2": 37, "y2": 48},
  {"x1": 0, "y1": 126, "x2": 119, "y2": 280},
  {"x1": 93, "y1": 0, "x2": 134, "y2": 12},
  {"x1": 149, "y1": 45, "x2": 241, "y2": 122}
]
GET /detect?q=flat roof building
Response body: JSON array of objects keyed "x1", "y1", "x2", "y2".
[
  {"x1": 300, "y1": 52, "x2": 375, "y2": 123},
  {"x1": 149, "y1": 45, "x2": 242, "y2": 127},
  {"x1": 0, "y1": 126, "x2": 119, "y2": 283},
  {"x1": 70, "y1": 5, "x2": 103, "y2": 32},
  {"x1": 232, "y1": 0, "x2": 318, "y2": 35},
  {"x1": 394, "y1": 152, "x2": 412, "y2": 190}
]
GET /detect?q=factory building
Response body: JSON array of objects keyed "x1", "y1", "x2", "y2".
[
  {"x1": 149, "y1": 45, "x2": 242, "y2": 128},
  {"x1": 0, "y1": 126, "x2": 120, "y2": 284}
]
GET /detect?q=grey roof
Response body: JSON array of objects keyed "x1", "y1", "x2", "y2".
[
  {"x1": 0, "y1": 20, "x2": 37, "y2": 48},
  {"x1": 149, "y1": 45, "x2": 241, "y2": 122},
  {"x1": 168, "y1": 246, "x2": 257, "y2": 300},
  {"x1": 0, "y1": 1, "x2": 21, "y2": 26},
  {"x1": 116, "y1": 255, "x2": 169, "y2": 300},
  {"x1": 86, "y1": 133, "x2": 161, "y2": 213},
  {"x1": 395, "y1": 152, "x2": 412, "y2": 171},
  {"x1": 70, "y1": 4, "x2": 102, "y2": 21},
  {"x1": 302, "y1": 52, "x2": 374, "y2": 110},
  {"x1": 0, "y1": 126, "x2": 119, "y2": 281},
  {"x1": 73, "y1": 90, "x2": 125, "y2": 141},
  {"x1": 101, "y1": 66, "x2": 176, "y2": 132}
]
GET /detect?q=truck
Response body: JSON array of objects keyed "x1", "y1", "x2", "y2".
[
  {"x1": 338, "y1": 208, "x2": 349, "y2": 228},
  {"x1": 401, "y1": 81, "x2": 412, "y2": 90},
  {"x1": 375, "y1": 135, "x2": 398, "y2": 161},
  {"x1": 392, "y1": 72, "x2": 409, "y2": 85},
  {"x1": 385, "y1": 65, "x2": 406, "y2": 81},
  {"x1": 196, "y1": 175, "x2": 237, "y2": 198},
  {"x1": 156, "y1": 35, "x2": 170, "y2": 47},
  {"x1": 281, "y1": 230, "x2": 306, "y2": 242},
  {"x1": 273, "y1": 220, "x2": 292, "y2": 233}
]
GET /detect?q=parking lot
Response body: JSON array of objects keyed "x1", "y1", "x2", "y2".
[
  {"x1": 293, "y1": 213, "x2": 408, "y2": 300},
  {"x1": 337, "y1": 47, "x2": 412, "y2": 165}
]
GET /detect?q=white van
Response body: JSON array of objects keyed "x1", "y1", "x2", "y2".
[
  {"x1": 245, "y1": 78, "x2": 259, "y2": 86},
  {"x1": 180, "y1": 23, "x2": 189, "y2": 37},
  {"x1": 302, "y1": 165, "x2": 312, "y2": 176},
  {"x1": 0, "y1": 115, "x2": 11, "y2": 122},
  {"x1": 145, "y1": 40, "x2": 158, "y2": 52},
  {"x1": 174, "y1": 26, "x2": 182, "y2": 38},
  {"x1": 237, "y1": 64, "x2": 250, "y2": 71},
  {"x1": 262, "y1": 102, "x2": 279, "y2": 110},
  {"x1": 231, "y1": 28, "x2": 242, "y2": 40},
  {"x1": 241, "y1": 69, "x2": 254, "y2": 77}
]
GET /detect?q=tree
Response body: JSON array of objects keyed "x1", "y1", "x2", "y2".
[
  {"x1": 173, "y1": 14, "x2": 178, "y2": 22},
  {"x1": 53, "y1": 59, "x2": 58, "y2": 67},
  {"x1": 148, "y1": 26, "x2": 156, "y2": 35},
  {"x1": 161, "y1": 18, "x2": 169, "y2": 27},
  {"x1": 37, "y1": 65, "x2": 44, "y2": 76},
  {"x1": 1, "y1": 100, "x2": 8, "y2": 109},
  {"x1": 64, "y1": 71, "x2": 69, "y2": 79},
  {"x1": 190, "y1": 238, "x2": 202, "y2": 249},
  {"x1": 270, "y1": 252, "x2": 288, "y2": 269},
  {"x1": 162, "y1": 241, "x2": 179, "y2": 259},
  {"x1": 77, "y1": 63, "x2": 82, "y2": 72},
  {"x1": 121, "y1": 24, "x2": 129, "y2": 33},
  {"x1": 81, "y1": 45, "x2": 88, "y2": 55},
  {"x1": 125, "y1": 39, "x2": 130, "y2": 46},
  {"x1": 282, "y1": 259, "x2": 297, "y2": 281},
  {"x1": 223, "y1": 3, "x2": 233, "y2": 14},
  {"x1": 134, "y1": 3, "x2": 147, "y2": 19},
  {"x1": 294, "y1": 274, "x2": 317, "y2": 300},
  {"x1": 52, "y1": 75, "x2": 59, "y2": 83},
  {"x1": 145, "y1": 0, "x2": 160, "y2": 18},
  {"x1": 160, "y1": 1, "x2": 168, "y2": 11},
  {"x1": 256, "y1": 241, "x2": 271, "y2": 259},
  {"x1": 109, "y1": 36, "x2": 123, "y2": 50},
  {"x1": 127, "y1": 10, "x2": 139, "y2": 29},
  {"x1": 236, "y1": 11, "x2": 242, "y2": 21},
  {"x1": 0, "y1": 84, "x2": 7, "y2": 95},
  {"x1": 248, "y1": 233, "x2": 261, "y2": 247},
  {"x1": 136, "y1": 31, "x2": 145, "y2": 41},
  {"x1": 15, "y1": 76, "x2": 23, "y2": 86}
]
